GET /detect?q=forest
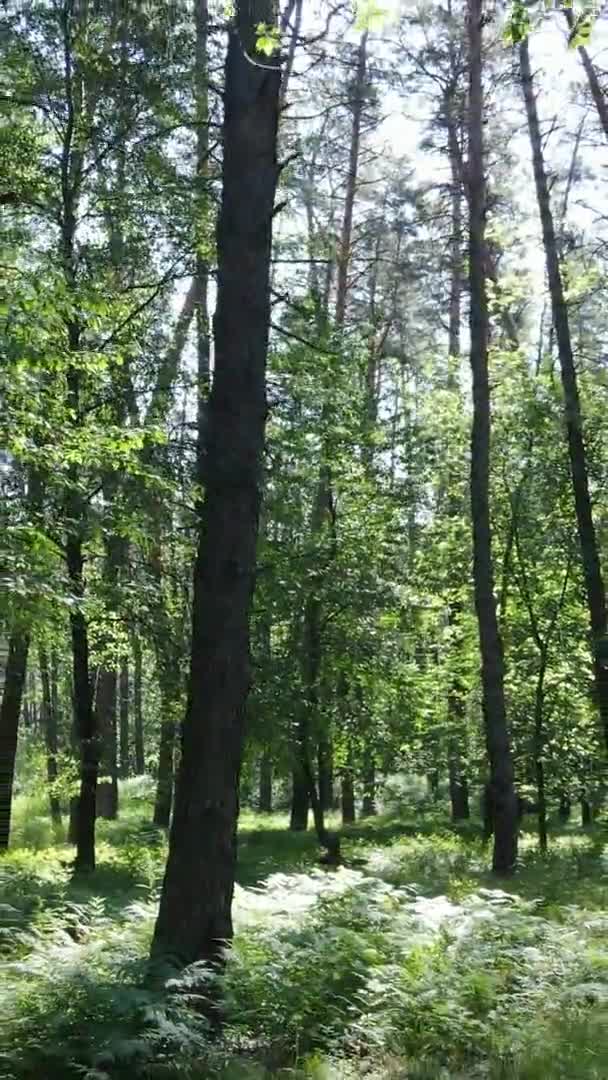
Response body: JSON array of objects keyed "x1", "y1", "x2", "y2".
[{"x1": 1, "y1": 0, "x2": 607, "y2": 1076}]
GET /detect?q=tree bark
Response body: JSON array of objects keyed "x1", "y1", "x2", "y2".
[
  {"x1": 39, "y1": 648, "x2": 63, "y2": 826},
  {"x1": 0, "y1": 631, "x2": 30, "y2": 851},
  {"x1": 558, "y1": 793, "x2": 571, "y2": 822},
  {"x1": 153, "y1": 691, "x2": 177, "y2": 828},
  {"x1": 290, "y1": 765, "x2": 309, "y2": 830},
  {"x1": 361, "y1": 750, "x2": 376, "y2": 817},
  {"x1": 259, "y1": 750, "x2": 272, "y2": 812},
  {"x1": 581, "y1": 797, "x2": 592, "y2": 826},
  {"x1": 467, "y1": 0, "x2": 518, "y2": 874},
  {"x1": 150, "y1": 0, "x2": 281, "y2": 971},
  {"x1": 520, "y1": 38, "x2": 608, "y2": 754},
  {"x1": 341, "y1": 766, "x2": 356, "y2": 825},
  {"x1": 133, "y1": 635, "x2": 145, "y2": 774},
  {"x1": 95, "y1": 667, "x2": 118, "y2": 820},
  {"x1": 448, "y1": 740, "x2": 470, "y2": 820},
  {"x1": 564, "y1": 8, "x2": 608, "y2": 142},
  {"x1": 318, "y1": 734, "x2": 334, "y2": 812},
  {"x1": 119, "y1": 658, "x2": 129, "y2": 779}
]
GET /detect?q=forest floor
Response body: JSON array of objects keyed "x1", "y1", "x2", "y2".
[{"x1": 1, "y1": 779, "x2": 607, "y2": 1080}]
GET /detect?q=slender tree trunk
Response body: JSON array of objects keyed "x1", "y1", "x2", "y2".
[
  {"x1": 150, "y1": 0, "x2": 281, "y2": 970},
  {"x1": 520, "y1": 38, "x2": 608, "y2": 754},
  {"x1": 558, "y1": 793, "x2": 571, "y2": 822},
  {"x1": 299, "y1": 33, "x2": 368, "y2": 846},
  {"x1": 564, "y1": 8, "x2": 608, "y2": 141},
  {"x1": 153, "y1": 691, "x2": 177, "y2": 828},
  {"x1": 581, "y1": 797, "x2": 592, "y2": 826},
  {"x1": 343, "y1": 768, "x2": 356, "y2": 825},
  {"x1": 67, "y1": 535, "x2": 98, "y2": 873},
  {"x1": 448, "y1": 740, "x2": 470, "y2": 821},
  {"x1": 133, "y1": 635, "x2": 145, "y2": 774},
  {"x1": 534, "y1": 660, "x2": 548, "y2": 854},
  {"x1": 361, "y1": 750, "x2": 376, "y2": 817},
  {"x1": 318, "y1": 734, "x2": 334, "y2": 812},
  {"x1": 0, "y1": 631, "x2": 30, "y2": 851},
  {"x1": 39, "y1": 648, "x2": 62, "y2": 826},
  {"x1": 119, "y1": 658, "x2": 129, "y2": 779},
  {"x1": 290, "y1": 765, "x2": 309, "y2": 830},
  {"x1": 95, "y1": 667, "x2": 118, "y2": 820},
  {"x1": 259, "y1": 750, "x2": 272, "y2": 812},
  {"x1": 468, "y1": 0, "x2": 518, "y2": 874}
]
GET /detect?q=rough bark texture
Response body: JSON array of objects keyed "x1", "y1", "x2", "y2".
[
  {"x1": 467, "y1": 0, "x2": 518, "y2": 874},
  {"x1": 150, "y1": 0, "x2": 280, "y2": 970},
  {"x1": 520, "y1": 38, "x2": 608, "y2": 753},
  {"x1": 0, "y1": 631, "x2": 30, "y2": 851}
]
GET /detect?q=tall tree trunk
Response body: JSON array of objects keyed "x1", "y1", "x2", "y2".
[
  {"x1": 581, "y1": 796, "x2": 592, "y2": 826},
  {"x1": 534, "y1": 660, "x2": 548, "y2": 854},
  {"x1": 444, "y1": 74, "x2": 470, "y2": 823},
  {"x1": 39, "y1": 648, "x2": 62, "y2": 826},
  {"x1": 95, "y1": 667, "x2": 118, "y2": 820},
  {"x1": 467, "y1": 0, "x2": 518, "y2": 874},
  {"x1": 520, "y1": 38, "x2": 608, "y2": 753},
  {"x1": 361, "y1": 749, "x2": 377, "y2": 817},
  {"x1": 290, "y1": 765, "x2": 309, "y2": 830},
  {"x1": 133, "y1": 635, "x2": 145, "y2": 774},
  {"x1": 318, "y1": 734, "x2": 334, "y2": 812},
  {"x1": 150, "y1": 0, "x2": 281, "y2": 970},
  {"x1": 564, "y1": 8, "x2": 608, "y2": 141},
  {"x1": 153, "y1": 688, "x2": 177, "y2": 828},
  {"x1": 195, "y1": 0, "x2": 210, "y2": 475},
  {"x1": 341, "y1": 769, "x2": 356, "y2": 825},
  {"x1": 299, "y1": 33, "x2": 368, "y2": 849},
  {"x1": 259, "y1": 750, "x2": 272, "y2": 812},
  {"x1": 448, "y1": 739, "x2": 470, "y2": 821},
  {"x1": 0, "y1": 631, "x2": 30, "y2": 851},
  {"x1": 68, "y1": 536, "x2": 98, "y2": 873},
  {"x1": 119, "y1": 658, "x2": 129, "y2": 779}
]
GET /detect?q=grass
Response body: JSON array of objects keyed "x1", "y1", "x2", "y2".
[{"x1": 1, "y1": 782, "x2": 607, "y2": 1079}]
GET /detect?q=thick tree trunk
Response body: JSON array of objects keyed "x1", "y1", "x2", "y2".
[
  {"x1": 0, "y1": 631, "x2": 30, "y2": 851},
  {"x1": 133, "y1": 636, "x2": 145, "y2": 774},
  {"x1": 39, "y1": 648, "x2": 62, "y2": 826},
  {"x1": 95, "y1": 667, "x2": 118, "y2": 820},
  {"x1": 258, "y1": 750, "x2": 272, "y2": 812},
  {"x1": 119, "y1": 658, "x2": 129, "y2": 778},
  {"x1": 467, "y1": 0, "x2": 518, "y2": 874},
  {"x1": 520, "y1": 38, "x2": 608, "y2": 753},
  {"x1": 195, "y1": 0, "x2": 210, "y2": 474},
  {"x1": 290, "y1": 765, "x2": 309, "y2": 830},
  {"x1": 150, "y1": 0, "x2": 281, "y2": 971}
]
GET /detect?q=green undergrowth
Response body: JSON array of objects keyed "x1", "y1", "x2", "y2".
[{"x1": 1, "y1": 788, "x2": 607, "y2": 1079}]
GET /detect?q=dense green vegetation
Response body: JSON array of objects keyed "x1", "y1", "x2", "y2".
[
  {"x1": 1, "y1": 783, "x2": 607, "y2": 1078},
  {"x1": 2, "y1": 0, "x2": 608, "y2": 1074}
]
